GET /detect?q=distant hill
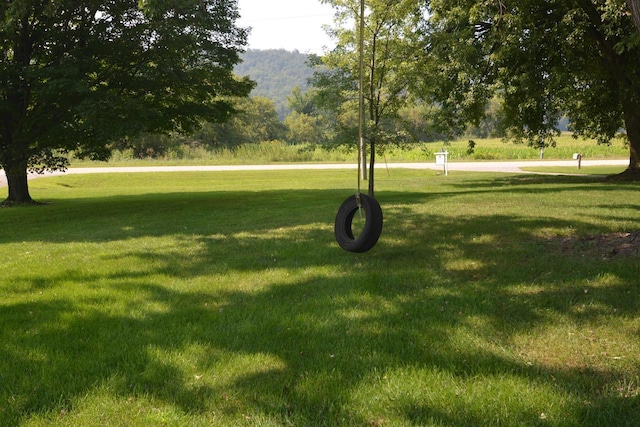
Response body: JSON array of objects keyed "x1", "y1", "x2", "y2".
[{"x1": 235, "y1": 49, "x2": 316, "y2": 119}]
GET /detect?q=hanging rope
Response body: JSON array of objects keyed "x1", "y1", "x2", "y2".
[
  {"x1": 357, "y1": 0, "x2": 365, "y2": 200},
  {"x1": 334, "y1": 0, "x2": 383, "y2": 253}
]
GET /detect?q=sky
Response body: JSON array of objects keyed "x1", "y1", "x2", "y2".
[{"x1": 236, "y1": 0, "x2": 336, "y2": 54}]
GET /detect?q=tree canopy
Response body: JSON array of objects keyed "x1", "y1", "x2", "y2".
[
  {"x1": 314, "y1": 1, "x2": 640, "y2": 179},
  {"x1": 0, "y1": 0, "x2": 252, "y2": 204},
  {"x1": 421, "y1": 0, "x2": 640, "y2": 176}
]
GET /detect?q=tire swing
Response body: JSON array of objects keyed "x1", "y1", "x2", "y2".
[
  {"x1": 334, "y1": 0, "x2": 383, "y2": 253},
  {"x1": 335, "y1": 193, "x2": 383, "y2": 253}
]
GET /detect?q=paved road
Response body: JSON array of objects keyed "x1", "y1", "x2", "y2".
[{"x1": 0, "y1": 159, "x2": 629, "y2": 188}]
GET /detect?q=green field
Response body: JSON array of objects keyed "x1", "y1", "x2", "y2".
[
  {"x1": 1, "y1": 169, "x2": 639, "y2": 426},
  {"x1": 70, "y1": 134, "x2": 629, "y2": 167}
]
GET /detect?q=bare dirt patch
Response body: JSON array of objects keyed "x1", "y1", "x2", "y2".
[{"x1": 551, "y1": 231, "x2": 640, "y2": 260}]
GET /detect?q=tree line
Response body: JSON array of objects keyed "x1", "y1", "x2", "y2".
[
  {"x1": 117, "y1": 86, "x2": 505, "y2": 159},
  {"x1": 92, "y1": 0, "x2": 640, "y2": 167}
]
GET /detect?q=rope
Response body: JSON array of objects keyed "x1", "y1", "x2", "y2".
[{"x1": 357, "y1": 0, "x2": 365, "y2": 206}]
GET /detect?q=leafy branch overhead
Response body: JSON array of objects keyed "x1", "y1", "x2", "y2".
[
  {"x1": 422, "y1": 0, "x2": 640, "y2": 175},
  {"x1": 0, "y1": 0, "x2": 253, "y2": 204},
  {"x1": 315, "y1": 0, "x2": 640, "y2": 179}
]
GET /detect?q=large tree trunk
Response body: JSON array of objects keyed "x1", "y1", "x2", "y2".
[
  {"x1": 627, "y1": 0, "x2": 640, "y2": 34},
  {"x1": 614, "y1": 98, "x2": 640, "y2": 180},
  {"x1": 626, "y1": 120, "x2": 640, "y2": 171},
  {"x1": 2, "y1": 161, "x2": 34, "y2": 205},
  {"x1": 6, "y1": 174, "x2": 33, "y2": 204}
]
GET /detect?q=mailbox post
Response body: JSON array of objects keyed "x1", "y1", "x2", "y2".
[
  {"x1": 435, "y1": 150, "x2": 449, "y2": 176},
  {"x1": 573, "y1": 153, "x2": 583, "y2": 169}
]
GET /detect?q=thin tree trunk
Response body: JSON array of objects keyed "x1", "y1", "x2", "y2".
[{"x1": 368, "y1": 141, "x2": 375, "y2": 197}]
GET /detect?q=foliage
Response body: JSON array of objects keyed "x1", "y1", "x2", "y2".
[
  {"x1": 102, "y1": 96, "x2": 288, "y2": 156},
  {"x1": 1, "y1": 170, "x2": 639, "y2": 425},
  {"x1": 284, "y1": 111, "x2": 326, "y2": 145},
  {"x1": 110, "y1": 133, "x2": 192, "y2": 160},
  {"x1": 422, "y1": 0, "x2": 640, "y2": 173},
  {"x1": 315, "y1": 0, "x2": 428, "y2": 175},
  {"x1": 283, "y1": 86, "x2": 331, "y2": 145},
  {"x1": 287, "y1": 86, "x2": 318, "y2": 116},
  {"x1": 204, "y1": 96, "x2": 287, "y2": 147},
  {"x1": 0, "y1": 0, "x2": 252, "y2": 203}
]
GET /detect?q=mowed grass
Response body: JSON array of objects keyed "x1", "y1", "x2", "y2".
[{"x1": 1, "y1": 169, "x2": 639, "y2": 426}]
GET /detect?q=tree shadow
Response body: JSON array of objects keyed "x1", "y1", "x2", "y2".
[
  {"x1": 444, "y1": 173, "x2": 639, "y2": 195},
  {"x1": 1, "y1": 180, "x2": 639, "y2": 424}
]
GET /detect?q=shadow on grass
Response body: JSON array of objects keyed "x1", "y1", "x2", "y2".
[
  {"x1": 443, "y1": 173, "x2": 640, "y2": 195},
  {"x1": 1, "y1": 180, "x2": 639, "y2": 425}
]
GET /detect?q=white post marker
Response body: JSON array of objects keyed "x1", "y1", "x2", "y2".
[{"x1": 435, "y1": 150, "x2": 449, "y2": 176}]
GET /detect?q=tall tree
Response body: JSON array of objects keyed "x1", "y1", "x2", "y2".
[
  {"x1": 287, "y1": 86, "x2": 317, "y2": 116},
  {"x1": 285, "y1": 86, "x2": 328, "y2": 144},
  {"x1": 422, "y1": 0, "x2": 640, "y2": 178},
  {"x1": 203, "y1": 96, "x2": 286, "y2": 147},
  {"x1": 317, "y1": 0, "x2": 426, "y2": 195},
  {"x1": 0, "y1": 0, "x2": 253, "y2": 205}
]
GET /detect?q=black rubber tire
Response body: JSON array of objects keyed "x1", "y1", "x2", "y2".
[{"x1": 334, "y1": 193, "x2": 383, "y2": 253}]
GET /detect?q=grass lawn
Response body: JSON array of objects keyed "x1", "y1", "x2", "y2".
[{"x1": 1, "y1": 169, "x2": 639, "y2": 426}]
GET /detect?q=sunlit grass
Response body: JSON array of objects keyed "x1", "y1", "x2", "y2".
[{"x1": 1, "y1": 169, "x2": 639, "y2": 426}]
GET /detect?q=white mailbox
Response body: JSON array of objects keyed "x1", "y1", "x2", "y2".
[
  {"x1": 435, "y1": 150, "x2": 449, "y2": 176},
  {"x1": 573, "y1": 153, "x2": 583, "y2": 169}
]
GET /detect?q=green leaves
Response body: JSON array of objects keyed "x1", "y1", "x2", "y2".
[
  {"x1": 0, "y1": 0, "x2": 251, "y2": 171},
  {"x1": 424, "y1": 0, "x2": 640, "y2": 161},
  {"x1": 315, "y1": 0, "x2": 427, "y2": 150}
]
